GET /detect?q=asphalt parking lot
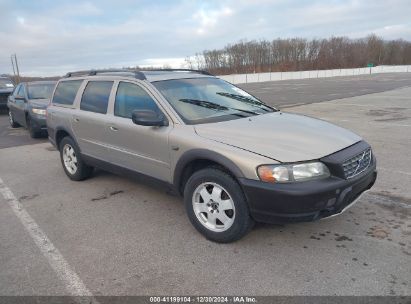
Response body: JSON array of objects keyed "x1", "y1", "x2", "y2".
[
  {"x1": 0, "y1": 73, "x2": 410, "y2": 297},
  {"x1": 240, "y1": 72, "x2": 411, "y2": 108},
  {"x1": 0, "y1": 112, "x2": 47, "y2": 149}
]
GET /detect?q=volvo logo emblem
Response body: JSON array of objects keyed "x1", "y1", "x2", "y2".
[{"x1": 353, "y1": 150, "x2": 370, "y2": 176}]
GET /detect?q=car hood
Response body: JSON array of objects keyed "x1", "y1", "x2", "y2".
[
  {"x1": 0, "y1": 88, "x2": 14, "y2": 94},
  {"x1": 28, "y1": 99, "x2": 49, "y2": 108},
  {"x1": 194, "y1": 112, "x2": 361, "y2": 162}
]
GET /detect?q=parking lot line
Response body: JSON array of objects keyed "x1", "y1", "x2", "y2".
[{"x1": 0, "y1": 177, "x2": 97, "y2": 301}]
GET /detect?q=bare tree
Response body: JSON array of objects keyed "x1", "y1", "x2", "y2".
[{"x1": 192, "y1": 34, "x2": 411, "y2": 75}]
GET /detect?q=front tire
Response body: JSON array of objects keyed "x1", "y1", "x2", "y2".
[
  {"x1": 26, "y1": 116, "x2": 42, "y2": 138},
  {"x1": 9, "y1": 110, "x2": 19, "y2": 128},
  {"x1": 59, "y1": 136, "x2": 93, "y2": 181},
  {"x1": 184, "y1": 168, "x2": 254, "y2": 243}
]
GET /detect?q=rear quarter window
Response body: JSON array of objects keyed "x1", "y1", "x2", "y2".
[
  {"x1": 52, "y1": 80, "x2": 83, "y2": 105},
  {"x1": 80, "y1": 81, "x2": 113, "y2": 114}
]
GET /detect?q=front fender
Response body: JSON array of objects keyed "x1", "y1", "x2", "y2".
[{"x1": 173, "y1": 148, "x2": 245, "y2": 190}]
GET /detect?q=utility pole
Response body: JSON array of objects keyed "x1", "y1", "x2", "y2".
[
  {"x1": 10, "y1": 54, "x2": 21, "y2": 83},
  {"x1": 10, "y1": 55, "x2": 16, "y2": 83},
  {"x1": 14, "y1": 54, "x2": 20, "y2": 82}
]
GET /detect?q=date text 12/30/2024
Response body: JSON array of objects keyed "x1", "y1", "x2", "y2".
[{"x1": 149, "y1": 296, "x2": 257, "y2": 303}]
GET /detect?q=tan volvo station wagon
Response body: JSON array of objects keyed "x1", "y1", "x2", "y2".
[{"x1": 47, "y1": 69, "x2": 377, "y2": 242}]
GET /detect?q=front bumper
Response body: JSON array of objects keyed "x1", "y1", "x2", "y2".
[
  {"x1": 239, "y1": 161, "x2": 377, "y2": 224},
  {"x1": 30, "y1": 114, "x2": 47, "y2": 132}
]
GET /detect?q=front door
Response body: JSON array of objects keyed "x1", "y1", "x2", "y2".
[{"x1": 105, "y1": 81, "x2": 172, "y2": 182}]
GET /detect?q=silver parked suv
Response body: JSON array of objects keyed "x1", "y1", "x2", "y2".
[{"x1": 47, "y1": 69, "x2": 377, "y2": 242}]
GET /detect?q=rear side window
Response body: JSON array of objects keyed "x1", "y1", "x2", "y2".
[
  {"x1": 114, "y1": 82, "x2": 160, "y2": 118},
  {"x1": 53, "y1": 80, "x2": 83, "y2": 105},
  {"x1": 80, "y1": 81, "x2": 113, "y2": 114}
]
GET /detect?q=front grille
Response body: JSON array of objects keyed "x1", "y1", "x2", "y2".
[
  {"x1": 0, "y1": 93, "x2": 10, "y2": 103},
  {"x1": 342, "y1": 148, "x2": 372, "y2": 179}
]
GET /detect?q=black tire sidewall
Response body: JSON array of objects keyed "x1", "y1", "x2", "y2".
[
  {"x1": 59, "y1": 136, "x2": 92, "y2": 181},
  {"x1": 27, "y1": 116, "x2": 40, "y2": 138},
  {"x1": 9, "y1": 111, "x2": 18, "y2": 128},
  {"x1": 184, "y1": 168, "x2": 253, "y2": 243}
]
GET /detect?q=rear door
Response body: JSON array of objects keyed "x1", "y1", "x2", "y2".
[
  {"x1": 105, "y1": 81, "x2": 172, "y2": 182},
  {"x1": 48, "y1": 79, "x2": 84, "y2": 143},
  {"x1": 71, "y1": 80, "x2": 114, "y2": 160}
]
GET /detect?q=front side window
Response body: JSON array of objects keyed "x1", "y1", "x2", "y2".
[
  {"x1": 12, "y1": 84, "x2": 21, "y2": 97},
  {"x1": 80, "y1": 81, "x2": 113, "y2": 114},
  {"x1": 27, "y1": 82, "x2": 56, "y2": 99},
  {"x1": 53, "y1": 80, "x2": 83, "y2": 105},
  {"x1": 114, "y1": 82, "x2": 160, "y2": 118},
  {"x1": 152, "y1": 77, "x2": 275, "y2": 124},
  {"x1": 17, "y1": 84, "x2": 26, "y2": 97}
]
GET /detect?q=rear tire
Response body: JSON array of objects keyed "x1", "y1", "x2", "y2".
[
  {"x1": 184, "y1": 168, "x2": 254, "y2": 243},
  {"x1": 9, "y1": 110, "x2": 19, "y2": 128},
  {"x1": 59, "y1": 136, "x2": 93, "y2": 181}
]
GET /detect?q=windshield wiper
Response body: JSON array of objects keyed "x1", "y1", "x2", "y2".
[
  {"x1": 178, "y1": 99, "x2": 259, "y2": 116},
  {"x1": 216, "y1": 92, "x2": 275, "y2": 112}
]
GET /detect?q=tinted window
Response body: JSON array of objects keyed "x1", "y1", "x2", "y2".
[
  {"x1": 27, "y1": 83, "x2": 56, "y2": 99},
  {"x1": 114, "y1": 82, "x2": 160, "y2": 118},
  {"x1": 53, "y1": 80, "x2": 83, "y2": 105},
  {"x1": 80, "y1": 81, "x2": 113, "y2": 114}
]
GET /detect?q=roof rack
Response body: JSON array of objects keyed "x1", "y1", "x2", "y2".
[
  {"x1": 64, "y1": 69, "x2": 147, "y2": 80},
  {"x1": 144, "y1": 69, "x2": 212, "y2": 76},
  {"x1": 63, "y1": 68, "x2": 213, "y2": 80}
]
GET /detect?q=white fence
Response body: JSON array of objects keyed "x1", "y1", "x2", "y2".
[{"x1": 218, "y1": 65, "x2": 411, "y2": 84}]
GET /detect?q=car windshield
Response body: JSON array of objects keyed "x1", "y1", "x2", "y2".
[
  {"x1": 153, "y1": 77, "x2": 276, "y2": 124},
  {"x1": 0, "y1": 79, "x2": 14, "y2": 89},
  {"x1": 27, "y1": 83, "x2": 56, "y2": 99}
]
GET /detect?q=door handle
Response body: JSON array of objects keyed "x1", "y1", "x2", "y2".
[
  {"x1": 109, "y1": 126, "x2": 118, "y2": 131},
  {"x1": 73, "y1": 117, "x2": 80, "y2": 122}
]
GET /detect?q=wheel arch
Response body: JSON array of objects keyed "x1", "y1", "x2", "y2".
[
  {"x1": 54, "y1": 127, "x2": 79, "y2": 150},
  {"x1": 173, "y1": 149, "x2": 245, "y2": 195}
]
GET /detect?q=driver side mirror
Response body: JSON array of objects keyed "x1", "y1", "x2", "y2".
[{"x1": 131, "y1": 109, "x2": 169, "y2": 127}]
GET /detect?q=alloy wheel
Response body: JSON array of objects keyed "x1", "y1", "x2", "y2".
[
  {"x1": 9, "y1": 111, "x2": 14, "y2": 125},
  {"x1": 62, "y1": 144, "x2": 78, "y2": 175},
  {"x1": 192, "y1": 182, "x2": 235, "y2": 232}
]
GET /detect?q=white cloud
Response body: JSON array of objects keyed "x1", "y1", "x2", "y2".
[
  {"x1": 16, "y1": 17, "x2": 25, "y2": 25},
  {"x1": 55, "y1": 2, "x2": 102, "y2": 16},
  {"x1": 193, "y1": 6, "x2": 234, "y2": 35},
  {"x1": 138, "y1": 57, "x2": 187, "y2": 68},
  {"x1": 349, "y1": 24, "x2": 411, "y2": 40}
]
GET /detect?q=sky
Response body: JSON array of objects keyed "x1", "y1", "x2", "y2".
[{"x1": 1, "y1": 0, "x2": 411, "y2": 76}]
